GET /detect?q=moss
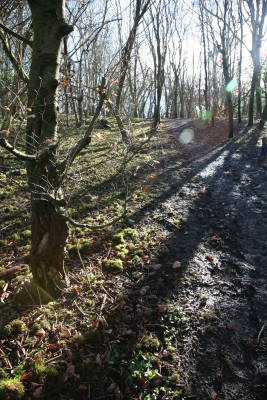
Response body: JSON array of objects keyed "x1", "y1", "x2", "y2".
[
  {"x1": 0, "y1": 173, "x2": 7, "y2": 182},
  {"x1": 34, "y1": 362, "x2": 58, "y2": 380},
  {"x1": 169, "y1": 372, "x2": 182, "y2": 384},
  {"x1": 79, "y1": 240, "x2": 91, "y2": 253},
  {"x1": 170, "y1": 217, "x2": 186, "y2": 230},
  {"x1": 0, "y1": 368, "x2": 8, "y2": 379},
  {"x1": 113, "y1": 228, "x2": 139, "y2": 244},
  {"x1": 115, "y1": 244, "x2": 129, "y2": 259},
  {"x1": 67, "y1": 239, "x2": 91, "y2": 256},
  {"x1": 32, "y1": 319, "x2": 51, "y2": 335},
  {"x1": 123, "y1": 228, "x2": 139, "y2": 240},
  {"x1": 3, "y1": 320, "x2": 27, "y2": 336},
  {"x1": 21, "y1": 230, "x2": 31, "y2": 239},
  {"x1": 11, "y1": 233, "x2": 20, "y2": 242},
  {"x1": 0, "y1": 280, "x2": 6, "y2": 290},
  {"x1": 113, "y1": 232, "x2": 125, "y2": 244},
  {"x1": 19, "y1": 169, "x2": 27, "y2": 176},
  {"x1": 3, "y1": 205, "x2": 16, "y2": 214},
  {"x1": 104, "y1": 259, "x2": 123, "y2": 272},
  {"x1": 130, "y1": 255, "x2": 142, "y2": 266},
  {"x1": 138, "y1": 334, "x2": 161, "y2": 351},
  {"x1": 0, "y1": 377, "x2": 25, "y2": 399}
]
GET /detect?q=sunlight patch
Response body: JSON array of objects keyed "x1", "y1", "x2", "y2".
[{"x1": 179, "y1": 128, "x2": 194, "y2": 145}]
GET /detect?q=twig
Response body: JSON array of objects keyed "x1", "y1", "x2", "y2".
[
  {"x1": 257, "y1": 322, "x2": 267, "y2": 344},
  {"x1": 0, "y1": 265, "x2": 28, "y2": 280}
]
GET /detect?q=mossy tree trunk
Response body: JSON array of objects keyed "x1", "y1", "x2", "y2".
[{"x1": 26, "y1": 0, "x2": 73, "y2": 296}]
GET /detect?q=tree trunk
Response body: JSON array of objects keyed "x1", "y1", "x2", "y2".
[
  {"x1": 31, "y1": 202, "x2": 68, "y2": 295},
  {"x1": 226, "y1": 92, "x2": 234, "y2": 138},
  {"x1": 248, "y1": 44, "x2": 261, "y2": 126},
  {"x1": 171, "y1": 70, "x2": 178, "y2": 118},
  {"x1": 256, "y1": 83, "x2": 262, "y2": 116},
  {"x1": 200, "y1": 1, "x2": 209, "y2": 112},
  {"x1": 77, "y1": 92, "x2": 84, "y2": 127},
  {"x1": 248, "y1": 68, "x2": 258, "y2": 126},
  {"x1": 221, "y1": 47, "x2": 234, "y2": 139},
  {"x1": 237, "y1": 0, "x2": 243, "y2": 124},
  {"x1": 26, "y1": 0, "x2": 72, "y2": 296}
]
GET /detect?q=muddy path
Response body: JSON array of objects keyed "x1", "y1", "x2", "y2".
[
  {"x1": 70, "y1": 125, "x2": 267, "y2": 400},
  {"x1": 109, "y1": 125, "x2": 267, "y2": 400},
  {"x1": 151, "y1": 126, "x2": 267, "y2": 399},
  {"x1": 63, "y1": 125, "x2": 267, "y2": 400}
]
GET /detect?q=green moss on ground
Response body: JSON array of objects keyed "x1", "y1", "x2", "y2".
[
  {"x1": 104, "y1": 258, "x2": 123, "y2": 272},
  {"x1": 0, "y1": 377, "x2": 25, "y2": 399}
]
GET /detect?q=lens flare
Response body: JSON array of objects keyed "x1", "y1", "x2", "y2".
[
  {"x1": 179, "y1": 128, "x2": 194, "y2": 144},
  {"x1": 225, "y1": 79, "x2": 238, "y2": 93}
]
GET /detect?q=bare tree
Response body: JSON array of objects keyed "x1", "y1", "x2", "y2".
[{"x1": 245, "y1": 0, "x2": 267, "y2": 126}]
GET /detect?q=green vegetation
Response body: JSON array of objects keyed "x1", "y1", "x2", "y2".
[
  {"x1": 34, "y1": 361, "x2": 59, "y2": 380},
  {"x1": 3, "y1": 319, "x2": 27, "y2": 336},
  {"x1": 104, "y1": 258, "x2": 124, "y2": 272},
  {"x1": 0, "y1": 377, "x2": 25, "y2": 400}
]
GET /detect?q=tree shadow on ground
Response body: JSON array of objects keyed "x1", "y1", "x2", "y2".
[
  {"x1": 1, "y1": 130, "x2": 263, "y2": 400},
  {"x1": 30, "y1": 132, "x2": 262, "y2": 400}
]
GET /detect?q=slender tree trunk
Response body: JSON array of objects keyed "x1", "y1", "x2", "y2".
[
  {"x1": 26, "y1": 0, "x2": 73, "y2": 296},
  {"x1": 77, "y1": 92, "x2": 83, "y2": 127},
  {"x1": 256, "y1": 80, "x2": 262, "y2": 116},
  {"x1": 171, "y1": 69, "x2": 178, "y2": 118},
  {"x1": 248, "y1": 65, "x2": 259, "y2": 126},
  {"x1": 226, "y1": 92, "x2": 234, "y2": 138},
  {"x1": 222, "y1": 53, "x2": 234, "y2": 138},
  {"x1": 237, "y1": 0, "x2": 243, "y2": 124},
  {"x1": 200, "y1": 1, "x2": 209, "y2": 111},
  {"x1": 248, "y1": 40, "x2": 261, "y2": 126}
]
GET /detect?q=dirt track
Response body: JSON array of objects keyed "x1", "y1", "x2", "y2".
[{"x1": 149, "y1": 125, "x2": 267, "y2": 399}]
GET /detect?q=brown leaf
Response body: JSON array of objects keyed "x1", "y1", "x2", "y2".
[
  {"x1": 48, "y1": 343, "x2": 63, "y2": 352},
  {"x1": 21, "y1": 371, "x2": 33, "y2": 382}
]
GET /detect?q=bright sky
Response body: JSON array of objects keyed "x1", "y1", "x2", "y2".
[{"x1": 68, "y1": 0, "x2": 267, "y2": 86}]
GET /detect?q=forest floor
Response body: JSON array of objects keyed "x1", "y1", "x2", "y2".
[{"x1": 0, "y1": 118, "x2": 266, "y2": 400}]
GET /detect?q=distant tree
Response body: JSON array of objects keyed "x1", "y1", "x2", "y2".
[
  {"x1": 203, "y1": 0, "x2": 238, "y2": 138},
  {"x1": 245, "y1": 0, "x2": 267, "y2": 126}
]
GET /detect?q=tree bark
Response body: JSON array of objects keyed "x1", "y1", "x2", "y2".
[
  {"x1": 26, "y1": 0, "x2": 73, "y2": 296},
  {"x1": 237, "y1": 0, "x2": 243, "y2": 124},
  {"x1": 248, "y1": 60, "x2": 261, "y2": 126}
]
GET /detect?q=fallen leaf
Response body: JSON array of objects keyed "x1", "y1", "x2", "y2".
[
  {"x1": 21, "y1": 371, "x2": 33, "y2": 382},
  {"x1": 48, "y1": 343, "x2": 63, "y2": 352}
]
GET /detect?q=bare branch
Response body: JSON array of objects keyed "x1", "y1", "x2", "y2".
[
  {"x1": 61, "y1": 77, "x2": 106, "y2": 171},
  {"x1": 0, "y1": 22, "x2": 33, "y2": 46},
  {"x1": 63, "y1": 210, "x2": 127, "y2": 230},
  {"x1": 0, "y1": 131, "x2": 36, "y2": 161},
  {"x1": 0, "y1": 30, "x2": 29, "y2": 83}
]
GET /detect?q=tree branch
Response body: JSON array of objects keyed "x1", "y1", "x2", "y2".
[
  {"x1": 63, "y1": 210, "x2": 127, "y2": 230},
  {"x1": 0, "y1": 30, "x2": 29, "y2": 83},
  {"x1": 0, "y1": 22, "x2": 33, "y2": 46},
  {"x1": 61, "y1": 77, "x2": 106, "y2": 171},
  {"x1": 0, "y1": 131, "x2": 36, "y2": 161}
]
